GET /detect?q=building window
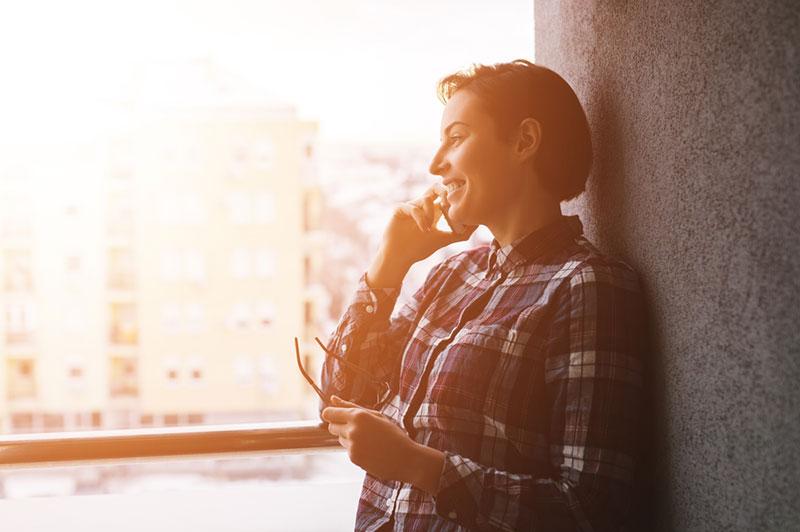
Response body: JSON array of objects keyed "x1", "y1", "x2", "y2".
[
  {"x1": 258, "y1": 355, "x2": 278, "y2": 393},
  {"x1": 255, "y1": 301, "x2": 276, "y2": 328},
  {"x1": 255, "y1": 249, "x2": 276, "y2": 278},
  {"x1": 160, "y1": 250, "x2": 205, "y2": 283},
  {"x1": 187, "y1": 413, "x2": 204, "y2": 425},
  {"x1": 227, "y1": 192, "x2": 252, "y2": 224},
  {"x1": 43, "y1": 413, "x2": 65, "y2": 431},
  {"x1": 107, "y1": 193, "x2": 135, "y2": 238},
  {"x1": 185, "y1": 250, "x2": 206, "y2": 283},
  {"x1": 161, "y1": 303, "x2": 181, "y2": 333},
  {"x1": 186, "y1": 303, "x2": 205, "y2": 333},
  {"x1": 7, "y1": 358, "x2": 36, "y2": 400},
  {"x1": 11, "y1": 412, "x2": 35, "y2": 432},
  {"x1": 109, "y1": 302, "x2": 138, "y2": 345},
  {"x1": 161, "y1": 251, "x2": 182, "y2": 280},
  {"x1": 5, "y1": 301, "x2": 35, "y2": 345},
  {"x1": 187, "y1": 357, "x2": 205, "y2": 385},
  {"x1": 233, "y1": 355, "x2": 254, "y2": 386},
  {"x1": 65, "y1": 254, "x2": 82, "y2": 275},
  {"x1": 227, "y1": 191, "x2": 275, "y2": 225},
  {"x1": 0, "y1": 194, "x2": 33, "y2": 238},
  {"x1": 227, "y1": 303, "x2": 252, "y2": 330},
  {"x1": 254, "y1": 192, "x2": 276, "y2": 224},
  {"x1": 164, "y1": 357, "x2": 180, "y2": 385},
  {"x1": 109, "y1": 357, "x2": 138, "y2": 398},
  {"x1": 108, "y1": 248, "x2": 136, "y2": 290},
  {"x1": 159, "y1": 194, "x2": 206, "y2": 225},
  {"x1": 254, "y1": 139, "x2": 275, "y2": 170},
  {"x1": 231, "y1": 248, "x2": 251, "y2": 279},
  {"x1": 4, "y1": 249, "x2": 33, "y2": 291},
  {"x1": 66, "y1": 357, "x2": 86, "y2": 391}
]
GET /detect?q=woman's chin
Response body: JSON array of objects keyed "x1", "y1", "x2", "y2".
[{"x1": 447, "y1": 204, "x2": 472, "y2": 227}]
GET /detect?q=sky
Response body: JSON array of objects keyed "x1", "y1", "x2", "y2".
[{"x1": 0, "y1": 0, "x2": 534, "y2": 145}]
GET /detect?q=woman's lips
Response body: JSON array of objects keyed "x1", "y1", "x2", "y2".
[{"x1": 446, "y1": 180, "x2": 466, "y2": 202}]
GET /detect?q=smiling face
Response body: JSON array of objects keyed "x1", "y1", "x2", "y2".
[{"x1": 428, "y1": 89, "x2": 525, "y2": 229}]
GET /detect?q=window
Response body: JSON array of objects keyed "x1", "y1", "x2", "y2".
[
  {"x1": 107, "y1": 193, "x2": 135, "y2": 238},
  {"x1": 254, "y1": 192, "x2": 276, "y2": 223},
  {"x1": 0, "y1": 193, "x2": 33, "y2": 238},
  {"x1": 255, "y1": 249, "x2": 276, "y2": 278},
  {"x1": 7, "y1": 358, "x2": 36, "y2": 400},
  {"x1": 108, "y1": 248, "x2": 135, "y2": 290},
  {"x1": 109, "y1": 357, "x2": 138, "y2": 398},
  {"x1": 232, "y1": 355, "x2": 254, "y2": 386},
  {"x1": 227, "y1": 303, "x2": 252, "y2": 330},
  {"x1": 258, "y1": 355, "x2": 278, "y2": 393},
  {"x1": 185, "y1": 303, "x2": 205, "y2": 333},
  {"x1": 255, "y1": 301, "x2": 276, "y2": 329},
  {"x1": 4, "y1": 301, "x2": 35, "y2": 345},
  {"x1": 65, "y1": 357, "x2": 86, "y2": 392},
  {"x1": 226, "y1": 192, "x2": 251, "y2": 225},
  {"x1": 161, "y1": 303, "x2": 181, "y2": 333},
  {"x1": 187, "y1": 356, "x2": 205, "y2": 385},
  {"x1": 161, "y1": 250, "x2": 205, "y2": 283},
  {"x1": 254, "y1": 139, "x2": 276, "y2": 170},
  {"x1": 4, "y1": 249, "x2": 33, "y2": 291},
  {"x1": 185, "y1": 250, "x2": 206, "y2": 283},
  {"x1": 162, "y1": 303, "x2": 205, "y2": 333},
  {"x1": 109, "y1": 303, "x2": 138, "y2": 345},
  {"x1": 164, "y1": 357, "x2": 181, "y2": 386},
  {"x1": 158, "y1": 194, "x2": 206, "y2": 225},
  {"x1": 231, "y1": 248, "x2": 251, "y2": 278}
]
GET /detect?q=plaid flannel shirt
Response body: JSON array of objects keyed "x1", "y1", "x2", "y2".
[{"x1": 320, "y1": 215, "x2": 645, "y2": 531}]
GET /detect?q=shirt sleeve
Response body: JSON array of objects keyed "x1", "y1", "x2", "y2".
[
  {"x1": 320, "y1": 260, "x2": 449, "y2": 409},
  {"x1": 433, "y1": 261, "x2": 646, "y2": 531}
]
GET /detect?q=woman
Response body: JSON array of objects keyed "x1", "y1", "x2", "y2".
[{"x1": 319, "y1": 60, "x2": 645, "y2": 531}]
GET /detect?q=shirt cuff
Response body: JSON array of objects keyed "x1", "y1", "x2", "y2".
[
  {"x1": 348, "y1": 272, "x2": 400, "y2": 320},
  {"x1": 433, "y1": 452, "x2": 481, "y2": 527}
]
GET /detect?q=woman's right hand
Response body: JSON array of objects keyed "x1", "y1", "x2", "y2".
[{"x1": 366, "y1": 183, "x2": 476, "y2": 288}]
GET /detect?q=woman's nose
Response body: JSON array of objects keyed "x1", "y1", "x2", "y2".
[{"x1": 429, "y1": 148, "x2": 448, "y2": 176}]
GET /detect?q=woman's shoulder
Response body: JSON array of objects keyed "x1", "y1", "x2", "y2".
[{"x1": 561, "y1": 236, "x2": 641, "y2": 291}]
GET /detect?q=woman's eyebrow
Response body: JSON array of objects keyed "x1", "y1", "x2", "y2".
[{"x1": 441, "y1": 121, "x2": 469, "y2": 140}]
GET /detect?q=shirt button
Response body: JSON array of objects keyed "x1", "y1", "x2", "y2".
[
  {"x1": 365, "y1": 304, "x2": 375, "y2": 314},
  {"x1": 341, "y1": 343, "x2": 347, "y2": 352},
  {"x1": 448, "y1": 510, "x2": 457, "y2": 519},
  {"x1": 385, "y1": 498, "x2": 393, "y2": 507}
]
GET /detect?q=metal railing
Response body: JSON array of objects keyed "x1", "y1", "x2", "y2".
[{"x1": 0, "y1": 420, "x2": 338, "y2": 468}]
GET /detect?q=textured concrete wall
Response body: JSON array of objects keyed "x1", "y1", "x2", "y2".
[{"x1": 534, "y1": 2, "x2": 800, "y2": 530}]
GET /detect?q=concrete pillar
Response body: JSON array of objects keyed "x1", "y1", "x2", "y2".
[{"x1": 534, "y1": 2, "x2": 799, "y2": 530}]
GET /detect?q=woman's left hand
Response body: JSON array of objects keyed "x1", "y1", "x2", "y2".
[
  {"x1": 321, "y1": 396, "x2": 444, "y2": 493},
  {"x1": 321, "y1": 395, "x2": 417, "y2": 481}
]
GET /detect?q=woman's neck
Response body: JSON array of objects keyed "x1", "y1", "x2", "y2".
[{"x1": 488, "y1": 196, "x2": 563, "y2": 247}]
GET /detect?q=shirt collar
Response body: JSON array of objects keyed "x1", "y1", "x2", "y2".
[{"x1": 487, "y1": 215, "x2": 583, "y2": 276}]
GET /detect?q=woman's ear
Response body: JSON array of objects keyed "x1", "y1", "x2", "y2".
[{"x1": 515, "y1": 118, "x2": 542, "y2": 162}]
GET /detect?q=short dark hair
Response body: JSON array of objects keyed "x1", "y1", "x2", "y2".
[{"x1": 437, "y1": 60, "x2": 592, "y2": 202}]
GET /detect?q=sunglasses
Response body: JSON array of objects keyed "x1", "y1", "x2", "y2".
[{"x1": 294, "y1": 336, "x2": 393, "y2": 408}]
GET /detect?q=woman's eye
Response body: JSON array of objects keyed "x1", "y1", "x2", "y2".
[{"x1": 449, "y1": 135, "x2": 463, "y2": 143}]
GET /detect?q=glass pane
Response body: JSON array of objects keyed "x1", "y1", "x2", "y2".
[{"x1": 0, "y1": 0, "x2": 531, "y2": 435}]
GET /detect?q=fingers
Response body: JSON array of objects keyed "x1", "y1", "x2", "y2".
[
  {"x1": 398, "y1": 202, "x2": 431, "y2": 233},
  {"x1": 406, "y1": 183, "x2": 447, "y2": 232},
  {"x1": 321, "y1": 405, "x2": 353, "y2": 424},
  {"x1": 330, "y1": 395, "x2": 360, "y2": 408},
  {"x1": 326, "y1": 422, "x2": 352, "y2": 449}
]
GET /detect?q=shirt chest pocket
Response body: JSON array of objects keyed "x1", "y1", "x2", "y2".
[{"x1": 429, "y1": 323, "x2": 536, "y2": 411}]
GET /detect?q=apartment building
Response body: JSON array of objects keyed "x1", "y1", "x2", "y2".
[{"x1": 0, "y1": 63, "x2": 321, "y2": 432}]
